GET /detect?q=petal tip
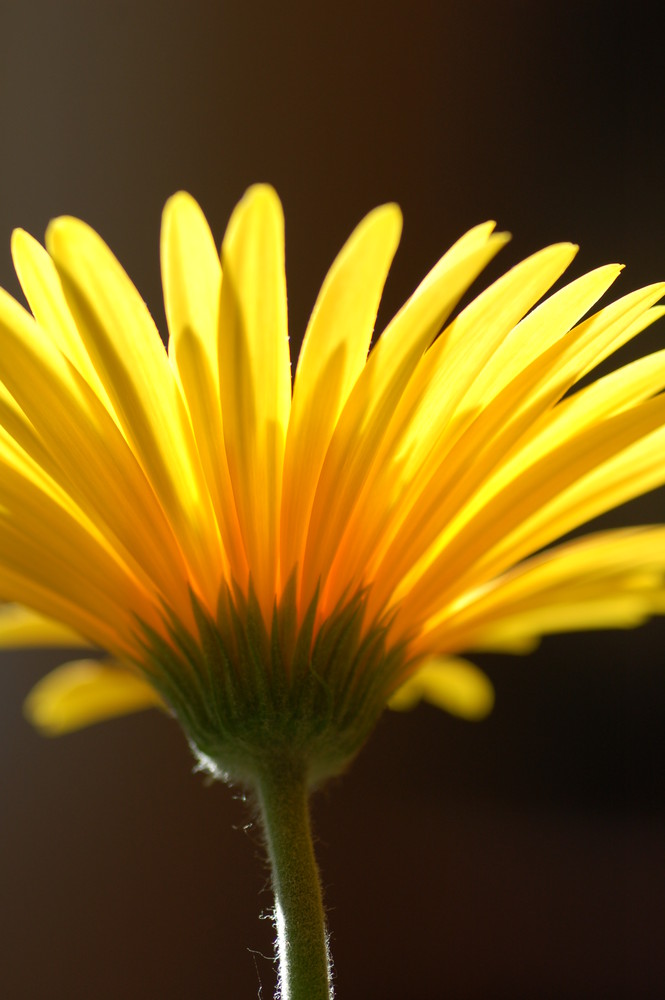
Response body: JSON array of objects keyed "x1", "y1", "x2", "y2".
[
  {"x1": 162, "y1": 190, "x2": 200, "y2": 221},
  {"x1": 238, "y1": 184, "x2": 285, "y2": 229},
  {"x1": 44, "y1": 216, "x2": 80, "y2": 257}
]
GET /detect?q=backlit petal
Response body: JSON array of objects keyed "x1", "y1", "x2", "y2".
[
  {"x1": 218, "y1": 185, "x2": 291, "y2": 618},
  {"x1": 281, "y1": 204, "x2": 401, "y2": 591},
  {"x1": 417, "y1": 527, "x2": 665, "y2": 654},
  {"x1": 302, "y1": 223, "x2": 510, "y2": 609},
  {"x1": 161, "y1": 192, "x2": 248, "y2": 586},
  {"x1": 0, "y1": 605, "x2": 89, "y2": 648},
  {"x1": 24, "y1": 659, "x2": 163, "y2": 735},
  {"x1": 389, "y1": 656, "x2": 494, "y2": 720},
  {"x1": 46, "y1": 217, "x2": 222, "y2": 605}
]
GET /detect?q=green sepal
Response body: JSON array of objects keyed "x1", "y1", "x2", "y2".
[{"x1": 132, "y1": 577, "x2": 407, "y2": 788}]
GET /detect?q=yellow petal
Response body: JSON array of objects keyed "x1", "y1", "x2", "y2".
[
  {"x1": 327, "y1": 244, "x2": 599, "y2": 607},
  {"x1": 218, "y1": 185, "x2": 291, "y2": 619},
  {"x1": 302, "y1": 223, "x2": 509, "y2": 609},
  {"x1": 161, "y1": 192, "x2": 248, "y2": 586},
  {"x1": 371, "y1": 283, "x2": 665, "y2": 625},
  {"x1": 281, "y1": 203, "x2": 402, "y2": 590},
  {"x1": 389, "y1": 656, "x2": 494, "y2": 720},
  {"x1": 11, "y1": 228, "x2": 115, "y2": 412},
  {"x1": 462, "y1": 263, "x2": 622, "y2": 405},
  {"x1": 161, "y1": 191, "x2": 222, "y2": 372},
  {"x1": 418, "y1": 526, "x2": 665, "y2": 654},
  {"x1": 0, "y1": 518, "x2": 149, "y2": 656},
  {"x1": 46, "y1": 216, "x2": 222, "y2": 605},
  {"x1": 0, "y1": 564, "x2": 132, "y2": 656},
  {"x1": 24, "y1": 659, "x2": 163, "y2": 736},
  {"x1": 0, "y1": 287, "x2": 192, "y2": 615},
  {"x1": 493, "y1": 342, "x2": 665, "y2": 489},
  {"x1": 0, "y1": 604, "x2": 90, "y2": 648},
  {"x1": 397, "y1": 393, "x2": 665, "y2": 631}
]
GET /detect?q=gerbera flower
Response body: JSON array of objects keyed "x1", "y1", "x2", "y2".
[{"x1": 1, "y1": 185, "x2": 665, "y2": 998}]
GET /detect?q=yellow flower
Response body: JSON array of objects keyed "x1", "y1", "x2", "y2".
[{"x1": 2, "y1": 185, "x2": 665, "y2": 783}]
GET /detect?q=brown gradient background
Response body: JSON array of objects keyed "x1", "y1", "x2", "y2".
[{"x1": 1, "y1": 2, "x2": 665, "y2": 998}]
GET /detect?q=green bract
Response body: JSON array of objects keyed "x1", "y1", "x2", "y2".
[{"x1": 136, "y1": 577, "x2": 407, "y2": 787}]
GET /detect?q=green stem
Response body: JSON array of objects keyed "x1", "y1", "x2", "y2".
[{"x1": 254, "y1": 759, "x2": 332, "y2": 1000}]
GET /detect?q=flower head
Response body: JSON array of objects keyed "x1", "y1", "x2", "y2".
[{"x1": 2, "y1": 186, "x2": 665, "y2": 785}]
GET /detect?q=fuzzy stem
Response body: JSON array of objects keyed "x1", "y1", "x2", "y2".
[{"x1": 254, "y1": 759, "x2": 332, "y2": 1000}]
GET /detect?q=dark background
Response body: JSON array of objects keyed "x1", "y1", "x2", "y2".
[{"x1": 1, "y1": 2, "x2": 664, "y2": 998}]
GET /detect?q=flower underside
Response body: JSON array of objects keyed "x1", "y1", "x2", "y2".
[
  {"x1": 0, "y1": 184, "x2": 664, "y2": 775},
  {"x1": 135, "y1": 577, "x2": 406, "y2": 787}
]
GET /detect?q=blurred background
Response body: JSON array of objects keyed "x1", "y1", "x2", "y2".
[{"x1": 1, "y1": 2, "x2": 664, "y2": 997}]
